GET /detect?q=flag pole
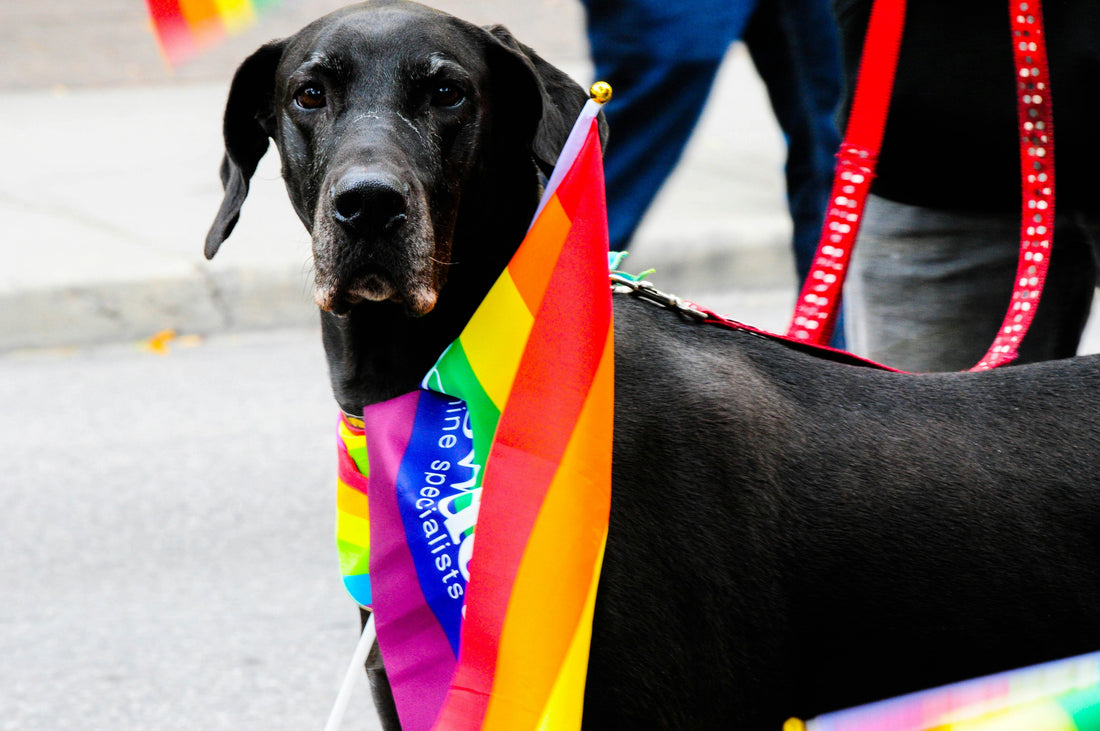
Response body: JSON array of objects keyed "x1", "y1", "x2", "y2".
[{"x1": 325, "y1": 612, "x2": 377, "y2": 731}]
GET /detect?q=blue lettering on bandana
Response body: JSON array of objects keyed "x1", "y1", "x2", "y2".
[{"x1": 394, "y1": 390, "x2": 482, "y2": 654}]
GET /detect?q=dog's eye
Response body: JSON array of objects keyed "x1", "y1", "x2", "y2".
[
  {"x1": 295, "y1": 85, "x2": 326, "y2": 110},
  {"x1": 430, "y1": 83, "x2": 465, "y2": 108}
]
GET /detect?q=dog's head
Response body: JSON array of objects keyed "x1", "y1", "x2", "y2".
[{"x1": 206, "y1": 0, "x2": 604, "y2": 317}]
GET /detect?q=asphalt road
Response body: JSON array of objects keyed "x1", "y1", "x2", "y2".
[
  {"x1": 5, "y1": 292, "x2": 1100, "y2": 730},
  {"x1": 0, "y1": 286, "x2": 797, "y2": 731},
  {"x1": 0, "y1": 328, "x2": 382, "y2": 730}
]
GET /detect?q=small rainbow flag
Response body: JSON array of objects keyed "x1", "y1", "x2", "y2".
[
  {"x1": 797, "y1": 651, "x2": 1100, "y2": 731},
  {"x1": 145, "y1": 0, "x2": 278, "y2": 66},
  {"x1": 337, "y1": 96, "x2": 612, "y2": 730}
]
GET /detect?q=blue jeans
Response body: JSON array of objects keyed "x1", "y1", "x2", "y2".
[{"x1": 583, "y1": 0, "x2": 844, "y2": 342}]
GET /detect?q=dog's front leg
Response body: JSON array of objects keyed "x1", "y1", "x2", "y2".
[{"x1": 360, "y1": 607, "x2": 402, "y2": 730}]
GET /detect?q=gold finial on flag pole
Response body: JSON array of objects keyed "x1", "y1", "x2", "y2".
[{"x1": 589, "y1": 81, "x2": 613, "y2": 104}]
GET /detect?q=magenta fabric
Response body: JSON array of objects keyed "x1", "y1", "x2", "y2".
[{"x1": 364, "y1": 391, "x2": 458, "y2": 731}]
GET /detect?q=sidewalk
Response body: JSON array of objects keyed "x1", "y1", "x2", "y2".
[{"x1": 0, "y1": 2, "x2": 794, "y2": 353}]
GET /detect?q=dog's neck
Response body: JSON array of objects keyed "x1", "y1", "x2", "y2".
[{"x1": 320, "y1": 156, "x2": 541, "y2": 415}]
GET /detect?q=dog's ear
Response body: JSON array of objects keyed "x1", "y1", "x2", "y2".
[
  {"x1": 205, "y1": 39, "x2": 286, "y2": 260},
  {"x1": 483, "y1": 25, "x2": 609, "y2": 176}
]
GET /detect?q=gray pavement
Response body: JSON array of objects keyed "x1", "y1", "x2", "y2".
[
  {"x1": 0, "y1": 0, "x2": 795, "y2": 354},
  {"x1": 0, "y1": 328, "x2": 384, "y2": 730}
]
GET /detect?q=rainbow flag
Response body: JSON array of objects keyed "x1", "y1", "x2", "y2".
[
  {"x1": 797, "y1": 651, "x2": 1100, "y2": 731},
  {"x1": 338, "y1": 96, "x2": 612, "y2": 730},
  {"x1": 145, "y1": 0, "x2": 278, "y2": 66}
]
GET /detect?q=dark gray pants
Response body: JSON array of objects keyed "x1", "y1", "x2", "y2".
[{"x1": 845, "y1": 195, "x2": 1100, "y2": 372}]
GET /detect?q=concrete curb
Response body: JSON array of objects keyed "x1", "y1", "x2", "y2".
[
  {"x1": 0, "y1": 236, "x2": 795, "y2": 353},
  {"x1": 0, "y1": 266, "x2": 318, "y2": 353}
]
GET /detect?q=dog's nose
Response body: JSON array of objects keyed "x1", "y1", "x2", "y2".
[{"x1": 330, "y1": 173, "x2": 408, "y2": 234}]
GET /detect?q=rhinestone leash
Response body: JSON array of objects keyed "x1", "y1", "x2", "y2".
[{"x1": 787, "y1": 0, "x2": 1055, "y2": 372}]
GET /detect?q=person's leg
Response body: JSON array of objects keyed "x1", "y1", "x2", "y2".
[
  {"x1": 743, "y1": 0, "x2": 842, "y2": 284},
  {"x1": 743, "y1": 0, "x2": 844, "y2": 345},
  {"x1": 845, "y1": 195, "x2": 1094, "y2": 371},
  {"x1": 589, "y1": 54, "x2": 722, "y2": 251},
  {"x1": 581, "y1": 0, "x2": 758, "y2": 251},
  {"x1": 1077, "y1": 210, "x2": 1100, "y2": 288},
  {"x1": 1069, "y1": 209, "x2": 1100, "y2": 353},
  {"x1": 1015, "y1": 213, "x2": 1095, "y2": 364}
]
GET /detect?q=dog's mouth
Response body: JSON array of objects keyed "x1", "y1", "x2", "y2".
[
  {"x1": 309, "y1": 181, "x2": 450, "y2": 318},
  {"x1": 314, "y1": 264, "x2": 439, "y2": 317}
]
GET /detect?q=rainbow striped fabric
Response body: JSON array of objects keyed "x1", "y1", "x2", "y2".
[
  {"x1": 799, "y1": 651, "x2": 1100, "y2": 731},
  {"x1": 336, "y1": 97, "x2": 612, "y2": 730},
  {"x1": 145, "y1": 0, "x2": 278, "y2": 65},
  {"x1": 336, "y1": 415, "x2": 371, "y2": 606}
]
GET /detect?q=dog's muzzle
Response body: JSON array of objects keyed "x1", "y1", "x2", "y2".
[{"x1": 312, "y1": 170, "x2": 442, "y2": 317}]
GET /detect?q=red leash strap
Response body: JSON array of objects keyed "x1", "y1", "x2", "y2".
[
  {"x1": 787, "y1": 0, "x2": 906, "y2": 345},
  {"x1": 975, "y1": 2, "x2": 1055, "y2": 370},
  {"x1": 787, "y1": 0, "x2": 1056, "y2": 373}
]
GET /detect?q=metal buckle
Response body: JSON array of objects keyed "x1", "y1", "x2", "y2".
[{"x1": 609, "y1": 273, "x2": 709, "y2": 322}]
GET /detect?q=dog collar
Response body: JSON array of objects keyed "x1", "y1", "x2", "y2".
[{"x1": 340, "y1": 411, "x2": 364, "y2": 429}]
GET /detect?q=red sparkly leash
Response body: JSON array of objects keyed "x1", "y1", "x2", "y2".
[{"x1": 787, "y1": 0, "x2": 1055, "y2": 372}]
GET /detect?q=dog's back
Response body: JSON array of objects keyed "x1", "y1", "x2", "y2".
[{"x1": 598, "y1": 295, "x2": 1100, "y2": 726}]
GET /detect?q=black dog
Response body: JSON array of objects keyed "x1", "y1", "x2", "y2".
[{"x1": 207, "y1": 1, "x2": 1100, "y2": 727}]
